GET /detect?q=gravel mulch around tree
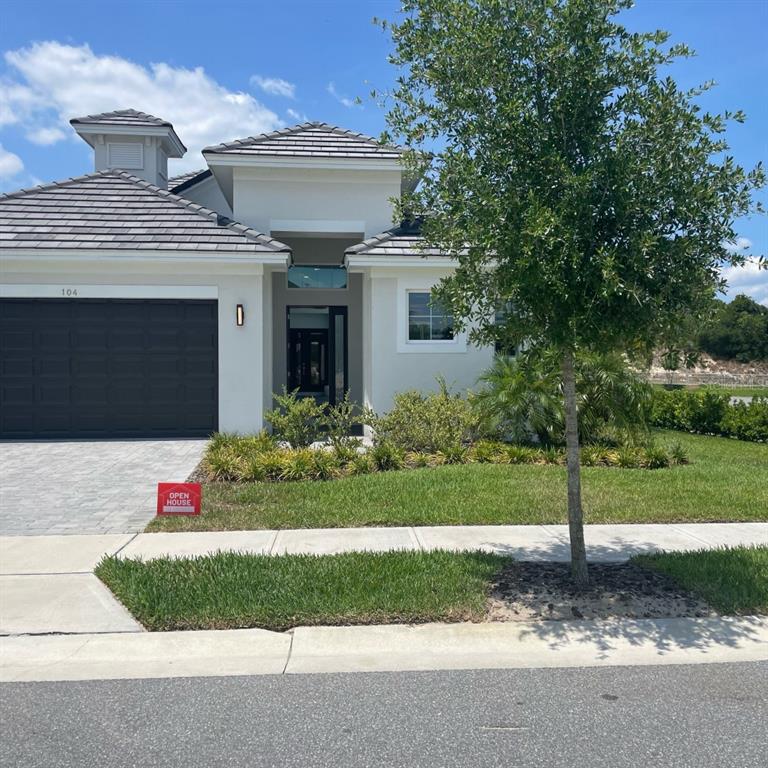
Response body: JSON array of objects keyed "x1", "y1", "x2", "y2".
[{"x1": 487, "y1": 562, "x2": 717, "y2": 622}]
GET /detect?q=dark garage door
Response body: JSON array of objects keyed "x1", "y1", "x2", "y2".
[{"x1": 0, "y1": 298, "x2": 218, "y2": 439}]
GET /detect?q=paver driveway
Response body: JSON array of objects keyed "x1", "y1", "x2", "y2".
[{"x1": 0, "y1": 440, "x2": 207, "y2": 536}]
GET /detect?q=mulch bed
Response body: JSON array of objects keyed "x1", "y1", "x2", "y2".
[
  {"x1": 487, "y1": 561, "x2": 717, "y2": 622},
  {"x1": 186, "y1": 462, "x2": 208, "y2": 483}
]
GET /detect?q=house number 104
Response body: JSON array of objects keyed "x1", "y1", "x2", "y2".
[{"x1": 61, "y1": 288, "x2": 78, "y2": 297}]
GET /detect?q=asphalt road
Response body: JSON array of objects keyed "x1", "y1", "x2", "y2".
[{"x1": 2, "y1": 661, "x2": 766, "y2": 768}]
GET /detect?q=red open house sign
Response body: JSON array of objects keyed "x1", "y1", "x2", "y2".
[{"x1": 157, "y1": 482, "x2": 202, "y2": 516}]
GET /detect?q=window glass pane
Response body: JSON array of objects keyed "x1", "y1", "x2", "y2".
[
  {"x1": 407, "y1": 291, "x2": 455, "y2": 341},
  {"x1": 408, "y1": 318, "x2": 431, "y2": 340},
  {"x1": 408, "y1": 292, "x2": 430, "y2": 316},
  {"x1": 431, "y1": 315, "x2": 454, "y2": 340},
  {"x1": 288, "y1": 266, "x2": 347, "y2": 289},
  {"x1": 428, "y1": 297, "x2": 451, "y2": 315}
]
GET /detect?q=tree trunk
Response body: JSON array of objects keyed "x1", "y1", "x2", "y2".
[{"x1": 561, "y1": 349, "x2": 589, "y2": 587}]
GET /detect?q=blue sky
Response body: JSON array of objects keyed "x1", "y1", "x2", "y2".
[{"x1": 1, "y1": 0, "x2": 765, "y2": 302}]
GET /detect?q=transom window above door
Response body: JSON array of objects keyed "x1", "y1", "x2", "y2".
[
  {"x1": 407, "y1": 291, "x2": 455, "y2": 341},
  {"x1": 287, "y1": 265, "x2": 347, "y2": 289}
]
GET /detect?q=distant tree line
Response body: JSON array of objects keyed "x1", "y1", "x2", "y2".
[{"x1": 699, "y1": 294, "x2": 768, "y2": 362}]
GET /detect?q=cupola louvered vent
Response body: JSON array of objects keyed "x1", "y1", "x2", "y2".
[{"x1": 107, "y1": 142, "x2": 144, "y2": 169}]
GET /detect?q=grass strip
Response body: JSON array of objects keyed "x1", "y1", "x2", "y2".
[
  {"x1": 95, "y1": 550, "x2": 507, "y2": 632},
  {"x1": 633, "y1": 545, "x2": 768, "y2": 615},
  {"x1": 148, "y1": 432, "x2": 768, "y2": 531}
]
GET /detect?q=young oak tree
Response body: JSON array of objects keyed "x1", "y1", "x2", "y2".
[{"x1": 379, "y1": 0, "x2": 765, "y2": 585}]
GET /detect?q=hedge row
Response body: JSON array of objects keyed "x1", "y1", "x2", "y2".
[
  {"x1": 203, "y1": 436, "x2": 688, "y2": 483},
  {"x1": 650, "y1": 388, "x2": 768, "y2": 442}
]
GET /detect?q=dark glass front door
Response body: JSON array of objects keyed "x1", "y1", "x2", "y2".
[
  {"x1": 286, "y1": 306, "x2": 348, "y2": 405},
  {"x1": 288, "y1": 329, "x2": 328, "y2": 393}
]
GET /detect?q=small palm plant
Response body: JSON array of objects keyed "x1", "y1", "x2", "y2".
[{"x1": 473, "y1": 349, "x2": 652, "y2": 446}]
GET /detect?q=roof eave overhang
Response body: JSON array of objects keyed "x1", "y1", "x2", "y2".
[
  {"x1": 0, "y1": 248, "x2": 290, "y2": 265},
  {"x1": 345, "y1": 255, "x2": 458, "y2": 269},
  {"x1": 203, "y1": 153, "x2": 402, "y2": 173},
  {"x1": 72, "y1": 123, "x2": 187, "y2": 157},
  {"x1": 169, "y1": 170, "x2": 213, "y2": 196}
]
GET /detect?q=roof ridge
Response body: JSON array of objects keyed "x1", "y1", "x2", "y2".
[
  {"x1": 345, "y1": 226, "x2": 401, "y2": 255},
  {"x1": 0, "y1": 170, "x2": 116, "y2": 201},
  {"x1": 70, "y1": 108, "x2": 168, "y2": 125},
  {"x1": 203, "y1": 121, "x2": 401, "y2": 155}
]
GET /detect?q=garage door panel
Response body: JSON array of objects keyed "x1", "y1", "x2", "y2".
[
  {"x1": 2, "y1": 384, "x2": 35, "y2": 405},
  {"x1": 38, "y1": 357, "x2": 71, "y2": 376},
  {"x1": 2, "y1": 358, "x2": 34, "y2": 376},
  {"x1": 73, "y1": 329, "x2": 109, "y2": 349},
  {"x1": 110, "y1": 328, "x2": 145, "y2": 348},
  {"x1": 2, "y1": 329, "x2": 36, "y2": 349},
  {"x1": 0, "y1": 298, "x2": 218, "y2": 439},
  {"x1": 38, "y1": 329, "x2": 71, "y2": 348},
  {"x1": 35, "y1": 302, "x2": 72, "y2": 322},
  {"x1": 38, "y1": 384, "x2": 72, "y2": 405}
]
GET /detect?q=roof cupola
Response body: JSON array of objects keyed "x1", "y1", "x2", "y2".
[{"x1": 70, "y1": 109, "x2": 186, "y2": 189}]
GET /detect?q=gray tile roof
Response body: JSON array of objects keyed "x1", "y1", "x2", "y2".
[
  {"x1": 204, "y1": 121, "x2": 402, "y2": 160},
  {"x1": 346, "y1": 224, "x2": 444, "y2": 258},
  {"x1": 70, "y1": 108, "x2": 172, "y2": 129},
  {"x1": 69, "y1": 109, "x2": 187, "y2": 154},
  {"x1": 167, "y1": 168, "x2": 212, "y2": 193},
  {"x1": 0, "y1": 170, "x2": 290, "y2": 254}
]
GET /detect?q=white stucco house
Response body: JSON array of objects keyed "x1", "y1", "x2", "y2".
[{"x1": 0, "y1": 109, "x2": 493, "y2": 439}]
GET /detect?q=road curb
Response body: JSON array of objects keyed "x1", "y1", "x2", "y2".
[{"x1": 2, "y1": 616, "x2": 766, "y2": 683}]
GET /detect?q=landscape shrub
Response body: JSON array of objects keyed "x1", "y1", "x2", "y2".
[
  {"x1": 202, "y1": 433, "x2": 685, "y2": 483},
  {"x1": 650, "y1": 388, "x2": 767, "y2": 442},
  {"x1": 473, "y1": 350, "x2": 651, "y2": 445},
  {"x1": 366, "y1": 379, "x2": 480, "y2": 453},
  {"x1": 721, "y1": 398, "x2": 768, "y2": 442},
  {"x1": 265, "y1": 389, "x2": 326, "y2": 448},
  {"x1": 324, "y1": 392, "x2": 362, "y2": 453},
  {"x1": 642, "y1": 445, "x2": 671, "y2": 469},
  {"x1": 370, "y1": 440, "x2": 405, "y2": 471}
]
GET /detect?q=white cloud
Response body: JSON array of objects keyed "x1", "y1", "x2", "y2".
[
  {"x1": 327, "y1": 81, "x2": 358, "y2": 109},
  {"x1": 26, "y1": 126, "x2": 66, "y2": 145},
  {"x1": 723, "y1": 236, "x2": 753, "y2": 253},
  {"x1": 0, "y1": 42, "x2": 283, "y2": 171},
  {"x1": 250, "y1": 75, "x2": 295, "y2": 99},
  {"x1": 0, "y1": 143, "x2": 23, "y2": 179},
  {"x1": 721, "y1": 259, "x2": 768, "y2": 306},
  {"x1": 286, "y1": 108, "x2": 308, "y2": 123}
]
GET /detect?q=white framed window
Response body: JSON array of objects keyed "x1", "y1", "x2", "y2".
[
  {"x1": 395, "y1": 277, "x2": 468, "y2": 354},
  {"x1": 107, "y1": 142, "x2": 144, "y2": 170},
  {"x1": 407, "y1": 291, "x2": 455, "y2": 341}
]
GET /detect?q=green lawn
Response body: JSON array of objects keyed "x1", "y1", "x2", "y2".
[
  {"x1": 147, "y1": 432, "x2": 767, "y2": 531},
  {"x1": 95, "y1": 550, "x2": 504, "y2": 631},
  {"x1": 97, "y1": 546, "x2": 768, "y2": 631},
  {"x1": 634, "y1": 546, "x2": 768, "y2": 614}
]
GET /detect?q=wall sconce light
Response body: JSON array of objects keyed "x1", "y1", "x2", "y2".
[{"x1": 236, "y1": 304, "x2": 245, "y2": 327}]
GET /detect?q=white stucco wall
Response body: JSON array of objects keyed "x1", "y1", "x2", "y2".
[
  {"x1": 174, "y1": 175, "x2": 233, "y2": 217},
  {"x1": 0, "y1": 257, "x2": 269, "y2": 434},
  {"x1": 363, "y1": 267, "x2": 495, "y2": 414},
  {"x1": 232, "y1": 166, "x2": 401, "y2": 238}
]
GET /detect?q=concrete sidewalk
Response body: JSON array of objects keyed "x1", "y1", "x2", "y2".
[
  {"x1": 1, "y1": 523, "x2": 766, "y2": 637},
  {"x1": 2, "y1": 616, "x2": 766, "y2": 682},
  {"x1": 2, "y1": 523, "x2": 767, "y2": 577}
]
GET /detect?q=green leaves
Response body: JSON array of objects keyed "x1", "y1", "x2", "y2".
[{"x1": 383, "y1": 0, "x2": 765, "y2": 356}]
